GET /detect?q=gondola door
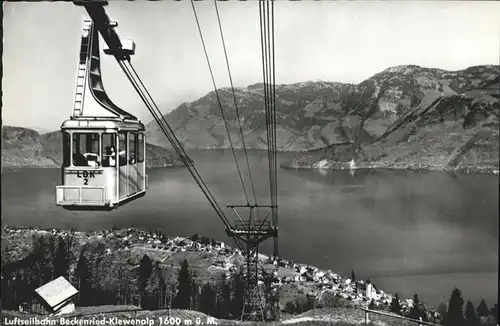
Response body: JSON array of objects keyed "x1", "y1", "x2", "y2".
[
  {"x1": 128, "y1": 133, "x2": 138, "y2": 196},
  {"x1": 118, "y1": 132, "x2": 128, "y2": 199}
]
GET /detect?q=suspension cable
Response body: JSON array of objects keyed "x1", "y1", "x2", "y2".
[
  {"x1": 258, "y1": 0, "x2": 272, "y2": 224},
  {"x1": 213, "y1": 0, "x2": 258, "y2": 207},
  {"x1": 268, "y1": 0, "x2": 277, "y2": 213},
  {"x1": 121, "y1": 60, "x2": 246, "y2": 252},
  {"x1": 266, "y1": 0, "x2": 277, "y2": 238},
  {"x1": 190, "y1": 0, "x2": 250, "y2": 206},
  {"x1": 259, "y1": 0, "x2": 272, "y2": 208},
  {"x1": 271, "y1": 0, "x2": 279, "y2": 257},
  {"x1": 259, "y1": 0, "x2": 279, "y2": 256},
  {"x1": 116, "y1": 59, "x2": 234, "y2": 233},
  {"x1": 266, "y1": 0, "x2": 275, "y2": 216}
]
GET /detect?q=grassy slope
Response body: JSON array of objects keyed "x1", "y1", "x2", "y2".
[{"x1": 2, "y1": 227, "x2": 446, "y2": 326}]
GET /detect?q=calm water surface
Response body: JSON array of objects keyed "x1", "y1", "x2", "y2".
[{"x1": 1, "y1": 149, "x2": 498, "y2": 307}]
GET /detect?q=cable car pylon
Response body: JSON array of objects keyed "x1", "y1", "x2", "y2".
[
  {"x1": 226, "y1": 204, "x2": 278, "y2": 321},
  {"x1": 192, "y1": 0, "x2": 280, "y2": 321}
]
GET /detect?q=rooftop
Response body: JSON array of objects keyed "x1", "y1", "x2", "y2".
[{"x1": 35, "y1": 276, "x2": 78, "y2": 309}]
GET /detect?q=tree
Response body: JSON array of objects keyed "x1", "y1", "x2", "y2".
[
  {"x1": 139, "y1": 255, "x2": 153, "y2": 284},
  {"x1": 157, "y1": 275, "x2": 167, "y2": 309},
  {"x1": 54, "y1": 236, "x2": 70, "y2": 279},
  {"x1": 174, "y1": 259, "x2": 192, "y2": 309},
  {"x1": 138, "y1": 255, "x2": 153, "y2": 308},
  {"x1": 190, "y1": 234, "x2": 199, "y2": 242},
  {"x1": 351, "y1": 270, "x2": 356, "y2": 282},
  {"x1": 190, "y1": 271, "x2": 199, "y2": 311},
  {"x1": 390, "y1": 293, "x2": 402, "y2": 315},
  {"x1": 31, "y1": 234, "x2": 55, "y2": 285},
  {"x1": 409, "y1": 293, "x2": 424, "y2": 320},
  {"x1": 436, "y1": 302, "x2": 448, "y2": 325},
  {"x1": 151, "y1": 261, "x2": 166, "y2": 309},
  {"x1": 447, "y1": 287, "x2": 465, "y2": 326},
  {"x1": 116, "y1": 263, "x2": 126, "y2": 305},
  {"x1": 200, "y1": 283, "x2": 217, "y2": 316},
  {"x1": 1, "y1": 270, "x2": 14, "y2": 310},
  {"x1": 87, "y1": 241, "x2": 106, "y2": 305},
  {"x1": 261, "y1": 269, "x2": 280, "y2": 319},
  {"x1": 215, "y1": 274, "x2": 232, "y2": 319},
  {"x1": 66, "y1": 229, "x2": 79, "y2": 264},
  {"x1": 492, "y1": 304, "x2": 498, "y2": 324},
  {"x1": 465, "y1": 301, "x2": 477, "y2": 326},
  {"x1": 477, "y1": 299, "x2": 490, "y2": 317},
  {"x1": 75, "y1": 252, "x2": 91, "y2": 306},
  {"x1": 230, "y1": 272, "x2": 245, "y2": 319}
]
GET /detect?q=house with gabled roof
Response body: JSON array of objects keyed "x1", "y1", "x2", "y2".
[{"x1": 34, "y1": 276, "x2": 78, "y2": 315}]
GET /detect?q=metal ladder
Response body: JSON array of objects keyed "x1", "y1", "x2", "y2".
[{"x1": 73, "y1": 19, "x2": 92, "y2": 117}]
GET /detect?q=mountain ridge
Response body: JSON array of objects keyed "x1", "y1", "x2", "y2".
[
  {"x1": 1, "y1": 126, "x2": 182, "y2": 168},
  {"x1": 5, "y1": 64, "x2": 498, "y2": 172},
  {"x1": 145, "y1": 64, "x2": 499, "y2": 172}
]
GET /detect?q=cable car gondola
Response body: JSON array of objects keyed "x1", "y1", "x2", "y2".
[{"x1": 55, "y1": 18, "x2": 147, "y2": 210}]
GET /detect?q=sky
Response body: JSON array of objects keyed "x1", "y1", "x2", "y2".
[{"x1": 3, "y1": 1, "x2": 500, "y2": 132}]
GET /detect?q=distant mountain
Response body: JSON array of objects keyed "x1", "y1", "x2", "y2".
[
  {"x1": 1, "y1": 126, "x2": 182, "y2": 168},
  {"x1": 146, "y1": 64, "x2": 499, "y2": 172},
  {"x1": 1, "y1": 126, "x2": 57, "y2": 168},
  {"x1": 25, "y1": 126, "x2": 52, "y2": 135}
]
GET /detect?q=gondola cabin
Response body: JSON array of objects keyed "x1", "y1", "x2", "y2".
[
  {"x1": 56, "y1": 119, "x2": 147, "y2": 210},
  {"x1": 56, "y1": 17, "x2": 147, "y2": 210}
]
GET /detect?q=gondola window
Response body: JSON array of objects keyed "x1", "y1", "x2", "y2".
[
  {"x1": 62, "y1": 132, "x2": 71, "y2": 167},
  {"x1": 129, "y1": 133, "x2": 137, "y2": 164},
  {"x1": 72, "y1": 133, "x2": 100, "y2": 167},
  {"x1": 118, "y1": 132, "x2": 127, "y2": 166},
  {"x1": 138, "y1": 134, "x2": 144, "y2": 163},
  {"x1": 102, "y1": 133, "x2": 117, "y2": 167}
]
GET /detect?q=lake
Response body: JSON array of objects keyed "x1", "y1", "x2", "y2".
[{"x1": 1, "y1": 149, "x2": 498, "y2": 308}]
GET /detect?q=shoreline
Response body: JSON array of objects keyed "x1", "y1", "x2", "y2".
[
  {"x1": 281, "y1": 161, "x2": 500, "y2": 176},
  {"x1": 3, "y1": 161, "x2": 498, "y2": 175},
  {"x1": 1, "y1": 163, "x2": 186, "y2": 171}
]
